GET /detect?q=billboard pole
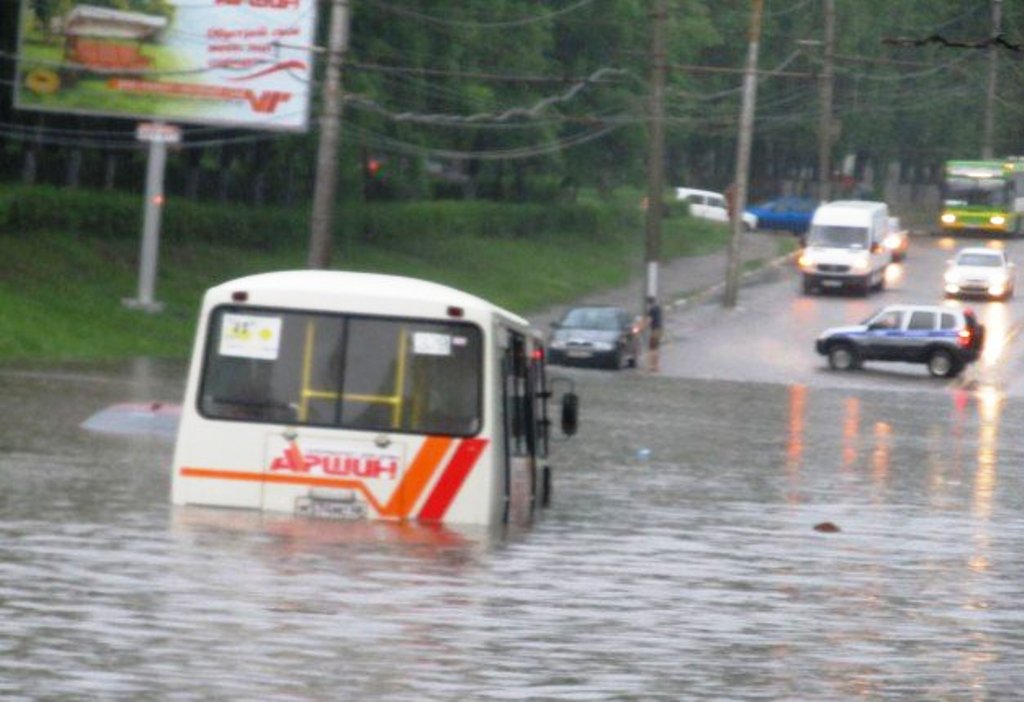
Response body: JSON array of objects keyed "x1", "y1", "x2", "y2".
[
  {"x1": 123, "y1": 122, "x2": 179, "y2": 313},
  {"x1": 307, "y1": 0, "x2": 351, "y2": 270}
]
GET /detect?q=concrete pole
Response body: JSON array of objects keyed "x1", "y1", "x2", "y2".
[
  {"x1": 123, "y1": 134, "x2": 168, "y2": 313},
  {"x1": 642, "y1": 0, "x2": 668, "y2": 309},
  {"x1": 723, "y1": 0, "x2": 764, "y2": 309},
  {"x1": 817, "y1": 0, "x2": 835, "y2": 201},
  {"x1": 136, "y1": 139, "x2": 167, "y2": 308},
  {"x1": 307, "y1": 0, "x2": 351, "y2": 269},
  {"x1": 982, "y1": 0, "x2": 1002, "y2": 159}
]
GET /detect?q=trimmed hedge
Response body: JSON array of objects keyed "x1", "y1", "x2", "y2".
[{"x1": 0, "y1": 185, "x2": 639, "y2": 252}]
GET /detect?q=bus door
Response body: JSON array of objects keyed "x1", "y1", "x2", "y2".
[{"x1": 501, "y1": 331, "x2": 540, "y2": 524}]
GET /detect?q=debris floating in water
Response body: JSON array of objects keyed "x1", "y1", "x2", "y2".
[
  {"x1": 635, "y1": 448, "x2": 651, "y2": 461},
  {"x1": 81, "y1": 402, "x2": 181, "y2": 439},
  {"x1": 813, "y1": 521, "x2": 841, "y2": 533}
]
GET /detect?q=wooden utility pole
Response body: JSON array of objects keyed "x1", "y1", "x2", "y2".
[
  {"x1": 982, "y1": 0, "x2": 1002, "y2": 159},
  {"x1": 307, "y1": 0, "x2": 351, "y2": 269},
  {"x1": 817, "y1": 0, "x2": 835, "y2": 201},
  {"x1": 643, "y1": 0, "x2": 668, "y2": 309},
  {"x1": 723, "y1": 0, "x2": 764, "y2": 309}
]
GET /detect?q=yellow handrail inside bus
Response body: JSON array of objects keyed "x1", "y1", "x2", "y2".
[{"x1": 298, "y1": 319, "x2": 409, "y2": 429}]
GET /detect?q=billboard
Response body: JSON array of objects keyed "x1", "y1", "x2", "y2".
[{"x1": 15, "y1": 0, "x2": 317, "y2": 131}]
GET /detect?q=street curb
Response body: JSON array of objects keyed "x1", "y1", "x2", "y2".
[{"x1": 665, "y1": 249, "x2": 799, "y2": 312}]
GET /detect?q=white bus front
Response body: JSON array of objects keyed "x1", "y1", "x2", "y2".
[{"x1": 172, "y1": 300, "x2": 510, "y2": 524}]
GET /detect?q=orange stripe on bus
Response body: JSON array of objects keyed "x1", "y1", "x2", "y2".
[
  {"x1": 179, "y1": 467, "x2": 386, "y2": 514},
  {"x1": 380, "y1": 436, "x2": 452, "y2": 518}
]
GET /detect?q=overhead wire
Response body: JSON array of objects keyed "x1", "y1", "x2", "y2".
[{"x1": 368, "y1": 0, "x2": 599, "y2": 30}]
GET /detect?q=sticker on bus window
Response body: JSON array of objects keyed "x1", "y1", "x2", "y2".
[
  {"x1": 413, "y1": 332, "x2": 452, "y2": 356},
  {"x1": 219, "y1": 314, "x2": 282, "y2": 360}
]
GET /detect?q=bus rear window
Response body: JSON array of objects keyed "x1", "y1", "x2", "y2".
[{"x1": 198, "y1": 307, "x2": 483, "y2": 436}]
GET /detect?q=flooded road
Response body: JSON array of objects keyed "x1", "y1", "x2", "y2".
[{"x1": 3, "y1": 358, "x2": 1024, "y2": 700}]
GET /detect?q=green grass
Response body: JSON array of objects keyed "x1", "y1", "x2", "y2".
[{"x1": 0, "y1": 193, "x2": 730, "y2": 362}]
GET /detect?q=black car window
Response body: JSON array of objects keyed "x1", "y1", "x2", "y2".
[
  {"x1": 907, "y1": 311, "x2": 935, "y2": 331},
  {"x1": 958, "y1": 253, "x2": 1002, "y2": 267},
  {"x1": 940, "y1": 313, "x2": 958, "y2": 330},
  {"x1": 872, "y1": 310, "x2": 903, "y2": 329}
]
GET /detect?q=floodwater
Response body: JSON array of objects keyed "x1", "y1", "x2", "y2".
[{"x1": 3, "y1": 360, "x2": 1024, "y2": 700}]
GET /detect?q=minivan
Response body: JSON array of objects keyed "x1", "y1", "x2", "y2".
[
  {"x1": 675, "y1": 187, "x2": 758, "y2": 231},
  {"x1": 798, "y1": 200, "x2": 891, "y2": 295}
]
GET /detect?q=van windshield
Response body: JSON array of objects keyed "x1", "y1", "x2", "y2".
[
  {"x1": 807, "y1": 225, "x2": 869, "y2": 248},
  {"x1": 197, "y1": 306, "x2": 483, "y2": 436}
]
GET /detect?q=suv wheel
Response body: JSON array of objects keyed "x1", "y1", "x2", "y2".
[
  {"x1": 828, "y1": 343, "x2": 859, "y2": 371},
  {"x1": 927, "y1": 349, "x2": 957, "y2": 378}
]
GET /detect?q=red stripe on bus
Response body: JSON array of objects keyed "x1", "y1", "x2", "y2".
[
  {"x1": 417, "y1": 438, "x2": 488, "y2": 522},
  {"x1": 380, "y1": 436, "x2": 452, "y2": 519}
]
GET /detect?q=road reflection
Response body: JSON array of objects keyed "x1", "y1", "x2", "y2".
[
  {"x1": 978, "y1": 302, "x2": 1010, "y2": 367},
  {"x1": 884, "y1": 261, "x2": 904, "y2": 288},
  {"x1": 972, "y1": 385, "x2": 1001, "y2": 522}
]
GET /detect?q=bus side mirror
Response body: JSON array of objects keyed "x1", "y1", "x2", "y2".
[{"x1": 561, "y1": 392, "x2": 579, "y2": 436}]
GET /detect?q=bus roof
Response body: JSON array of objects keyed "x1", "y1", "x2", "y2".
[{"x1": 206, "y1": 270, "x2": 530, "y2": 328}]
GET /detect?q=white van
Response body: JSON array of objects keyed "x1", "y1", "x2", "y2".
[
  {"x1": 675, "y1": 187, "x2": 758, "y2": 230},
  {"x1": 798, "y1": 200, "x2": 891, "y2": 295}
]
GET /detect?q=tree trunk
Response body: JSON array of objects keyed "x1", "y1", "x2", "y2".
[
  {"x1": 216, "y1": 147, "x2": 231, "y2": 202},
  {"x1": 103, "y1": 152, "x2": 118, "y2": 190},
  {"x1": 184, "y1": 148, "x2": 202, "y2": 200},
  {"x1": 66, "y1": 149, "x2": 82, "y2": 187}
]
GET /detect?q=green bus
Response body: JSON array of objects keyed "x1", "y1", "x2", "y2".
[{"x1": 939, "y1": 159, "x2": 1024, "y2": 237}]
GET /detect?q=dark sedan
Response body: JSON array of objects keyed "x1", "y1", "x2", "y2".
[
  {"x1": 548, "y1": 306, "x2": 641, "y2": 370},
  {"x1": 747, "y1": 197, "x2": 819, "y2": 235}
]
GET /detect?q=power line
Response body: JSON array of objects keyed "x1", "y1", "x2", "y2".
[
  {"x1": 368, "y1": 0, "x2": 598, "y2": 30},
  {"x1": 883, "y1": 33, "x2": 1024, "y2": 52}
]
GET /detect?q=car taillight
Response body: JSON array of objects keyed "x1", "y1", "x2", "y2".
[{"x1": 958, "y1": 328, "x2": 972, "y2": 348}]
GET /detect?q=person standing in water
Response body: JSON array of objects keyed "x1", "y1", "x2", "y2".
[{"x1": 645, "y1": 296, "x2": 663, "y2": 372}]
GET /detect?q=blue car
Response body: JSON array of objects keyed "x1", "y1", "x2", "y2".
[{"x1": 746, "y1": 197, "x2": 819, "y2": 235}]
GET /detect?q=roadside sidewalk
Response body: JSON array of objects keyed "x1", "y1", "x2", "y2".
[{"x1": 529, "y1": 230, "x2": 797, "y2": 330}]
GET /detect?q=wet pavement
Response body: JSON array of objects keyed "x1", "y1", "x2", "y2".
[{"x1": 3, "y1": 350, "x2": 1024, "y2": 699}]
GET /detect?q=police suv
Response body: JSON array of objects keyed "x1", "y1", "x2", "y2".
[{"x1": 815, "y1": 304, "x2": 985, "y2": 378}]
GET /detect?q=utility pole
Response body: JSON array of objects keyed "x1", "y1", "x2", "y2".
[
  {"x1": 982, "y1": 0, "x2": 1002, "y2": 159},
  {"x1": 307, "y1": 0, "x2": 351, "y2": 269},
  {"x1": 723, "y1": 0, "x2": 763, "y2": 309},
  {"x1": 817, "y1": 0, "x2": 835, "y2": 202},
  {"x1": 643, "y1": 0, "x2": 668, "y2": 309}
]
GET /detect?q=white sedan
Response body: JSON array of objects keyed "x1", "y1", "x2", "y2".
[{"x1": 944, "y1": 247, "x2": 1016, "y2": 300}]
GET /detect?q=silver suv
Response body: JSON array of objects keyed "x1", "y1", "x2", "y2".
[{"x1": 815, "y1": 304, "x2": 985, "y2": 378}]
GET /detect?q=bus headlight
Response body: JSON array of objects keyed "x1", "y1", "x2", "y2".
[
  {"x1": 990, "y1": 215, "x2": 1006, "y2": 226},
  {"x1": 941, "y1": 213, "x2": 957, "y2": 224}
]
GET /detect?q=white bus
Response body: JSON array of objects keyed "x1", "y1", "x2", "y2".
[{"x1": 171, "y1": 270, "x2": 578, "y2": 526}]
